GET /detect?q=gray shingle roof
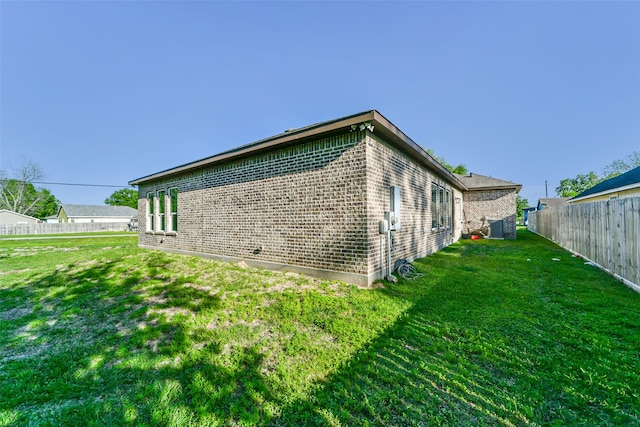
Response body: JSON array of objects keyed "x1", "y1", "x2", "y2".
[
  {"x1": 537, "y1": 198, "x2": 570, "y2": 209},
  {"x1": 60, "y1": 204, "x2": 137, "y2": 218},
  {"x1": 454, "y1": 173, "x2": 522, "y2": 192},
  {"x1": 571, "y1": 165, "x2": 640, "y2": 200}
]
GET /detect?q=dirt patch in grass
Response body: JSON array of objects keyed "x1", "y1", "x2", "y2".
[
  {"x1": 0, "y1": 268, "x2": 33, "y2": 276},
  {"x1": 149, "y1": 306, "x2": 194, "y2": 322},
  {"x1": 8, "y1": 246, "x2": 81, "y2": 257},
  {"x1": 0, "y1": 306, "x2": 33, "y2": 321}
]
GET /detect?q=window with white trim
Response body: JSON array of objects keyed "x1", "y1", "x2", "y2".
[
  {"x1": 146, "y1": 188, "x2": 178, "y2": 233},
  {"x1": 445, "y1": 189, "x2": 451, "y2": 228},
  {"x1": 431, "y1": 183, "x2": 452, "y2": 231},
  {"x1": 431, "y1": 183, "x2": 438, "y2": 229},
  {"x1": 147, "y1": 192, "x2": 155, "y2": 232},
  {"x1": 157, "y1": 190, "x2": 166, "y2": 232},
  {"x1": 439, "y1": 187, "x2": 445, "y2": 228},
  {"x1": 168, "y1": 187, "x2": 178, "y2": 232}
]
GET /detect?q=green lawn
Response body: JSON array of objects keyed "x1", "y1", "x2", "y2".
[{"x1": 1, "y1": 229, "x2": 638, "y2": 426}]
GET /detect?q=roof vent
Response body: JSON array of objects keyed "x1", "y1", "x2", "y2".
[{"x1": 284, "y1": 128, "x2": 296, "y2": 133}]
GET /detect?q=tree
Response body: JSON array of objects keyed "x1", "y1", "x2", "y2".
[
  {"x1": 30, "y1": 188, "x2": 59, "y2": 219},
  {"x1": 516, "y1": 194, "x2": 529, "y2": 223},
  {"x1": 0, "y1": 162, "x2": 59, "y2": 218},
  {"x1": 105, "y1": 188, "x2": 138, "y2": 209},
  {"x1": 602, "y1": 151, "x2": 640, "y2": 179},
  {"x1": 555, "y1": 172, "x2": 602, "y2": 198},
  {"x1": 555, "y1": 151, "x2": 640, "y2": 198},
  {"x1": 424, "y1": 148, "x2": 468, "y2": 175}
]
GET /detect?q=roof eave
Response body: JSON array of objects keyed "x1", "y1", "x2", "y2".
[
  {"x1": 129, "y1": 110, "x2": 468, "y2": 191},
  {"x1": 129, "y1": 111, "x2": 378, "y2": 186},
  {"x1": 369, "y1": 111, "x2": 467, "y2": 190},
  {"x1": 569, "y1": 182, "x2": 640, "y2": 203},
  {"x1": 466, "y1": 184, "x2": 522, "y2": 193}
]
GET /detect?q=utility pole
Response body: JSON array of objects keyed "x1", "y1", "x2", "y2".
[{"x1": 545, "y1": 180, "x2": 548, "y2": 198}]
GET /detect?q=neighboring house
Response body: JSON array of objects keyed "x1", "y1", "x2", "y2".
[
  {"x1": 43, "y1": 215, "x2": 59, "y2": 224},
  {"x1": 522, "y1": 207, "x2": 536, "y2": 225},
  {"x1": 455, "y1": 173, "x2": 522, "y2": 239},
  {"x1": 569, "y1": 165, "x2": 640, "y2": 203},
  {"x1": 129, "y1": 110, "x2": 520, "y2": 286},
  {"x1": 0, "y1": 210, "x2": 39, "y2": 225},
  {"x1": 536, "y1": 198, "x2": 570, "y2": 210},
  {"x1": 57, "y1": 204, "x2": 137, "y2": 223}
]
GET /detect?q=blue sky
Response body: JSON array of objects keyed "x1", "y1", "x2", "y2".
[{"x1": 2, "y1": 1, "x2": 639, "y2": 207}]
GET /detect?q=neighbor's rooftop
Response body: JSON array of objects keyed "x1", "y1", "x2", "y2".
[
  {"x1": 59, "y1": 204, "x2": 138, "y2": 218},
  {"x1": 537, "y1": 198, "x2": 570, "y2": 209},
  {"x1": 570, "y1": 165, "x2": 640, "y2": 202},
  {"x1": 455, "y1": 173, "x2": 522, "y2": 192}
]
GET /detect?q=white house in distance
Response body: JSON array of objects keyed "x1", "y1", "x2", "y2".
[
  {"x1": 57, "y1": 204, "x2": 137, "y2": 223},
  {"x1": 43, "y1": 215, "x2": 59, "y2": 224},
  {"x1": 0, "y1": 210, "x2": 39, "y2": 225}
]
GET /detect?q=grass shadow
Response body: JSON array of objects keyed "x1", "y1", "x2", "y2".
[
  {"x1": 2, "y1": 231, "x2": 639, "y2": 425},
  {"x1": 268, "y1": 229, "x2": 640, "y2": 426},
  {"x1": 0, "y1": 246, "x2": 279, "y2": 425}
]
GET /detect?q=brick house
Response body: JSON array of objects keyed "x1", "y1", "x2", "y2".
[
  {"x1": 456, "y1": 173, "x2": 522, "y2": 239},
  {"x1": 129, "y1": 110, "x2": 520, "y2": 286}
]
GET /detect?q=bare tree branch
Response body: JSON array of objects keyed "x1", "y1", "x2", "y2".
[{"x1": 0, "y1": 161, "x2": 48, "y2": 215}]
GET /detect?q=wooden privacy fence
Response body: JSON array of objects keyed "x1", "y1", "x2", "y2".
[
  {"x1": 0, "y1": 222, "x2": 131, "y2": 236},
  {"x1": 528, "y1": 197, "x2": 640, "y2": 292}
]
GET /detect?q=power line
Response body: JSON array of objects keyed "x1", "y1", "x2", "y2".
[
  {"x1": 1, "y1": 179, "x2": 135, "y2": 189},
  {"x1": 33, "y1": 181, "x2": 135, "y2": 188}
]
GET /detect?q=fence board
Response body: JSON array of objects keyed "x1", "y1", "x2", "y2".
[
  {"x1": 0, "y1": 222, "x2": 131, "y2": 236},
  {"x1": 528, "y1": 197, "x2": 640, "y2": 292}
]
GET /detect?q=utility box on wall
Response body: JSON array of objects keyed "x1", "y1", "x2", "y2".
[
  {"x1": 389, "y1": 186, "x2": 401, "y2": 230},
  {"x1": 488, "y1": 219, "x2": 504, "y2": 239}
]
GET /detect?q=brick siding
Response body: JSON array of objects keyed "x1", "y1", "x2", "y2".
[
  {"x1": 365, "y1": 133, "x2": 463, "y2": 280},
  {"x1": 138, "y1": 131, "x2": 371, "y2": 284},
  {"x1": 137, "y1": 127, "x2": 510, "y2": 285},
  {"x1": 462, "y1": 189, "x2": 517, "y2": 239}
]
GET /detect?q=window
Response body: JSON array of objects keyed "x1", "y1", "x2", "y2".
[
  {"x1": 147, "y1": 192, "x2": 155, "y2": 231},
  {"x1": 169, "y1": 187, "x2": 178, "y2": 232},
  {"x1": 445, "y1": 189, "x2": 451, "y2": 228},
  {"x1": 432, "y1": 183, "x2": 452, "y2": 231},
  {"x1": 439, "y1": 187, "x2": 445, "y2": 228},
  {"x1": 158, "y1": 190, "x2": 166, "y2": 232},
  {"x1": 431, "y1": 183, "x2": 438, "y2": 229},
  {"x1": 146, "y1": 188, "x2": 178, "y2": 233}
]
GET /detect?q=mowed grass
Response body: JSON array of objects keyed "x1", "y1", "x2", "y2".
[{"x1": 0, "y1": 229, "x2": 638, "y2": 426}]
